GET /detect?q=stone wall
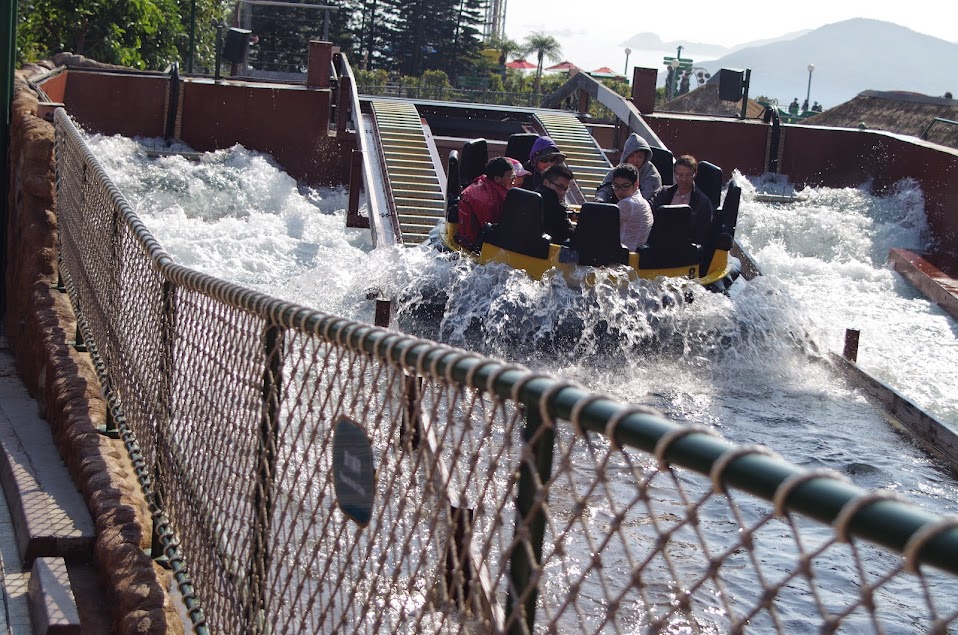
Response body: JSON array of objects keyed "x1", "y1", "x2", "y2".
[{"x1": 5, "y1": 68, "x2": 182, "y2": 634}]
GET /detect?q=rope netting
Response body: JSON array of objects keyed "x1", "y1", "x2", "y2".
[{"x1": 53, "y1": 108, "x2": 958, "y2": 634}]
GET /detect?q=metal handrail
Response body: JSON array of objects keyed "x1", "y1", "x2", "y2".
[{"x1": 920, "y1": 116, "x2": 958, "y2": 140}]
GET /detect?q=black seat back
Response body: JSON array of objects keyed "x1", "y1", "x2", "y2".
[
  {"x1": 695, "y1": 160, "x2": 723, "y2": 209},
  {"x1": 720, "y1": 181, "x2": 741, "y2": 229},
  {"x1": 570, "y1": 202, "x2": 629, "y2": 266},
  {"x1": 640, "y1": 204, "x2": 701, "y2": 270},
  {"x1": 459, "y1": 138, "x2": 488, "y2": 188},
  {"x1": 505, "y1": 133, "x2": 539, "y2": 163},
  {"x1": 445, "y1": 150, "x2": 461, "y2": 223},
  {"x1": 484, "y1": 188, "x2": 550, "y2": 260},
  {"x1": 651, "y1": 146, "x2": 674, "y2": 186},
  {"x1": 699, "y1": 181, "x2": 741, "y2": 268}
]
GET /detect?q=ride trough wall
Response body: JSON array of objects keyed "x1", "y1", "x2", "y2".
[{"x1": 35, "y1": 101, "x2": 958, "y2": 632}]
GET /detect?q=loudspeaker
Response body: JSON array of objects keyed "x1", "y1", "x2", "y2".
[
  {"x1": 718, "y1": 69, "x2": 744, "y2": 102},
  {"x1": 222, "y1": 28, "x2": 252, "y2": 64}
]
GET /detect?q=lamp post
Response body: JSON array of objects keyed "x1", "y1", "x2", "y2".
[
  {"x1": 669, "y1": 58, "x2": 680, "y2": 100},
  {"x1": 805, "y1": 63, "x2": 815, "y2": 112},
  {"x1": 624, "y1": 48, "x2": 631, "y2": 78},
  {"x1": 690, "y1": 66, "x2": 710, "y2": 87},
  {"x1": 188, "y1": 0, "x2": 196, "y2": 73}
]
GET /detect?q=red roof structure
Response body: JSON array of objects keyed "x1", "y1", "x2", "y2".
[
  {"x1": 589, "y1": 66, "x2": 625, "y2": 79},
  {"x1": 545, "y1": 61, "x2": 578, "y2": 72},
  {"x1": 505, "y1": 59, "x2": 536, "y2": 70}
]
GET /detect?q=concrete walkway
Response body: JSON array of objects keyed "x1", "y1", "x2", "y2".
[
  {"x1": 0, "y1": 476, "x2": 31, "y2": 634},
  {"x1": 0, "y1": 337, "x2": 109, "y2": 634}
]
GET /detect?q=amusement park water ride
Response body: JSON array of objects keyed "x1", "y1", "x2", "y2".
[{"x1": 435, "y1": 137, "x2": 743, "y2": 294}]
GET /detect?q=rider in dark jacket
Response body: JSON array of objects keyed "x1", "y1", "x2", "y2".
[
  {"x1": 648, "y1": 154, "x2": 714, "y2": 247},
  {"x1": 595, "y1": 133, "x2": 662, "y2": 202},
  {"x1": 521, "y1": 136, "x2": 567, "y2": 192},
  {"x1": 535, "y1": 163, "x2": 575, "y2": 244}
]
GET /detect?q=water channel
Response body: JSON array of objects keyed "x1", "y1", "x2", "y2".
[{"x1": 87, "y1": 133, "x2": 958, "y2": 629}]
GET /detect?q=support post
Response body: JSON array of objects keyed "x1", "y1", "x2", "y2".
[
  {"x1": 248, "y1": 325, "x2": 283, "y2": 633},
  {"x1": 188, "y1": 0, "x2": 197, "y2": 73},
  {"x1": 307, "y1": 41, "x2": 333, "y2": 89},
  {"x1": 96, "y1": 400, "x2": 120, "y2": 439},
  {"x1": 336, "y1": 71, "x2": 352, "y2": 134},
  {"x1": 374, "y1": 298, "x2": 391, "y2": 328},
  {"x1": 72, "y1": 323, "x2": 87, "y2": 352},
  {"x1": 151, "y1": 279, "x2": 176, "y2": 561},
  {"x1": 150, "y1": 459, "x2": 170, "y2": 566},
  {"x1": 445, "y1": 504, "x2": 475, "y2": 609},
  {"x1": 214, "y1": 24, "x2": 224, "y2": 82},
  {"x1": 164, "y1": 64, "x2": 180, "y2": 143},
  {"x1": 400, "y1": 373, "x2": 421, "y2": 450},
  {"x1": 506, "y1": 404, "x2": 555, "y2": 634},
  {"x1": 346, "y1": 150, "x2": 368, "y2": 228},
  {"x1": 631, "y1": 67, "x2": 657, "y2": 115},
  {"x1": 740, "y1": 68, "x2": 752, "y2": 120},
  {"x1": 0, "y1": 0, "x2": 15, "y2": 318},
  {"x1": 577, "y1": 89, "x2": 589, "y2": 116},
  {"x1": 843, "y1": 328, "x2": 860, "y2": 363}
]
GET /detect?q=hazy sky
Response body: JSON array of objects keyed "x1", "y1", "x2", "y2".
[{"x1": 504, "y1": 2, "x2": 956, "y2": 74}]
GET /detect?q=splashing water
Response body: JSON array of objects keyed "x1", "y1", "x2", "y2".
[
  {"x1": 85, "y1": 135, "x2": 958, "y2": 511},
  {"x1": 738, "y1": 171, "x2": 958, "y2": 426}
]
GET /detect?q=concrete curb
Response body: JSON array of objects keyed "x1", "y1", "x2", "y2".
[
  {"x1": 0, "y1": 352, "x2": 95, "y2": 565},
  {"x1": 28, "y1": 557, "x2": 81, "y2": 634}
]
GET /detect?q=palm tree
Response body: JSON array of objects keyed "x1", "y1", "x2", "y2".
[
  {"x1": 488, "y1": 34, "x2": 520, "y2": 67},
  {"x1": 522, "y1": 32, "x2": 562, "y2": 92}
]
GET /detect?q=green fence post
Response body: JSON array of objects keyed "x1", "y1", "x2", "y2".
[
  {"x1": 0, "y1": 0, "x2": 15, "y2": 318},
  {"x1": 96, "y1": 398, "x2": 120, "y2": 439},
  {"x1": 506, "y1": 403, "x2": 555, "y2": 634},
  {"x1": 150, "y1": 279, "x2": 175, "y2": 563},
  {"x1": 248, "y1": 324, "x2": 282, "y2": 633}
]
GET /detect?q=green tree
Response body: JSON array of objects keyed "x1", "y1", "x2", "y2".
[
  {"x1": 17, "y1": 0, "x2": 184, "y2": 68},
  {"x1": 243, "y1": 0, "x2": 358, "y2": 74},
  {"x1": 354, "y1": 0, "x2": 387, "y2": 69},
  {"x1": 443, "y1": 0, "x2": 484, "y2": 81},
  {"x1": 182, "y1": 0, "x2": 231, "y2": 73},
  {"x1": 379, "y1": 0, "x2": 437, "y2": 75},
  {"x1": 16, "y1": 0, "x2": 231, "y2": 71},
  {"x1": 522, "y1": 32, "x2": 561, "y2": 93},
  {"x1": 378, "y1": 0, "x2": 482, "y2": 78},
  {"x1": 487, "y1": 34, "x2": 520, "y2": 67}
]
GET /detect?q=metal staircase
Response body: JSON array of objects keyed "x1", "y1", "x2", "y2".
[
  {"x1": 534, "y1": 111, "x2": 612, "y2": 196},
  {"x1": 370, "y1": 101, "x2": 445, "y2": 245}
]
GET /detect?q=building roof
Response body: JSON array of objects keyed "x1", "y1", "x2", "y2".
[
  {"x1": 545, "y1": 61, "x2": 578, "y2": 72},
  {"x1": 589, "y1": 66, "x2": 625, "y2": 79},
  {"x1": 659, "y1": 83, "x2": 766, "y2": 119},
  {"x1": 800, "y1": 90, "x2": 958, "y2": 149},
  {"x1": 505, "y1": 59, "x2": 536, "y2": 70}
]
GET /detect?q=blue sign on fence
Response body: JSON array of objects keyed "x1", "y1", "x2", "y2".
[{"x1": 333, "y1": 417, "x2": 376, "y2": 527}]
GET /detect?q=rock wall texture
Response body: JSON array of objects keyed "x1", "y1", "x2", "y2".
[{"x1": 5, "y1": 68, "x2": 183, "y2": 634}]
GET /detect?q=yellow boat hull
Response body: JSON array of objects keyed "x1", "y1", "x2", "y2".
[{"x1": 442, "y1": 220, "x2": 738, "y2": 289}]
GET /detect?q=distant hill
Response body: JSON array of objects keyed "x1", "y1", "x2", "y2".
[
  {"x1": 725, "y1": 29, "x2": 810, "y2": 54},
  {"x1": 620, "y1": 32, "x2": 728, "y2": 58},
  {"x1": 689, "y1": 19, "x2": 958, "y2": 109}
]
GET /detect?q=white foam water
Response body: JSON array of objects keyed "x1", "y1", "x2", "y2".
[
  {"x1": 86, "y1": 134, "x2": 958, "y2": 628},
  {"x1": 87, "y1": 132, "x2": 958, "y2": 485}
]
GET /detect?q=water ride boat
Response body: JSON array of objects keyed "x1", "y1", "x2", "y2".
[{"x1": 436, "y1": 137, "x2": 743, "y2": 294}]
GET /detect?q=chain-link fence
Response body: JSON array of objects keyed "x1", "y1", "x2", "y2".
[{"x1": 53, "y1": 107, "x2": 958, "y2": 634}]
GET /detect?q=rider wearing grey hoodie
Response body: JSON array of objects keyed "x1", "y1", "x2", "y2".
[{"x1": 595, "y1": 133, "x2": 662, "y2": 202}]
